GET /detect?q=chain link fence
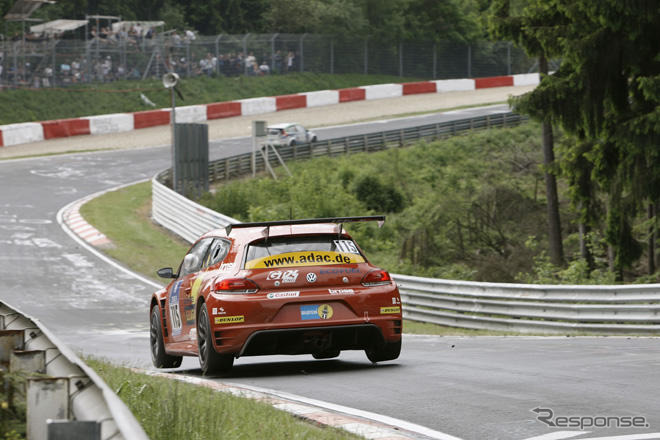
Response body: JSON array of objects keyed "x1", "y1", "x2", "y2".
[{"x1": 0, "y1": 33, "x2": 537, "y2": 89}]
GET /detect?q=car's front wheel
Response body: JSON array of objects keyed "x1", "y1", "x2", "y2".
[
  {"x1": 150, "y1": 305, "x2": 182, "y2": 368},
  {"x1": 197, "y1": 305, "x2": 234, "y2": 375},
  {"x1": 365, "y1": 339, "x2": 401, "y2": 363}
]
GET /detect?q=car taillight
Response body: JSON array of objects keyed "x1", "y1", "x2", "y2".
[
  {"x1": 214, "y1": 278, "x2": 258, "y2": 294},
  {"x1": 361, "y1": 270, "x2": 392, "y2": 286}
]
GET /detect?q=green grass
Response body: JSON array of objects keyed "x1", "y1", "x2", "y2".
[
  {"x1": 87, "y1": 358, "x2": 360, "y2": 440},
  {"x1": 79, "y1": 181, "x2": 190, "y2": 283},
  {"x1": 1, "y1": 73, "x2": 423, "y2": 125}
]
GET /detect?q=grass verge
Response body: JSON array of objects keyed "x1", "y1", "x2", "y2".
[
  {"x1": 79, "y1": 181, "x2": 189, "y2": 283},
  {"x1": 80, "y1": 180, "x2": 512, "y2": 336},
  {"x1": 86, "y1": 358, "x2": 360, "y2": 440}
]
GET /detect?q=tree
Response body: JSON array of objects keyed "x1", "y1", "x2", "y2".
[
  {"x1": 404, "y1": 0, "x2": 481, "y2": 43},
  {"x1": 488, "y1": 0, "x2": 565, "y2": 266},
  {"x1": 510, "y1": 0, "x2": 660, "y2": 279}
]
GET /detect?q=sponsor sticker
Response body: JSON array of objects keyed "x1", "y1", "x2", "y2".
[
  {"x1": 214, "y1": 315, "x2": 245, "y2": 325},
  {"x1": 306, "y1": 272, "x2": 317, "y2": 283},
  {"x1": 282, "y1": 270, "x2": 299, "y2": 283},
  {"x1": 246, "y1": 251, "x2": 364, "y2": 269},
  {"x1": 329, "y1": 288, "x2": 355, "y2": 295},
  {"x1": 268, "y1": 270, "x2": 299, "y2": 282},
  {"x1": 392, "y1": 297, "x2": 401, "y2": 305},
  {"x1": 212, "y1": 307, "x2": 226, "y2": 315},
  {"x1": 380, "y1": 306, "x2": 401, "y2": 314},
  {"x1": 320, "y1": 268, "x2": 360, "y2": 275},
  {"x1": 300, "y1": 304, "x2": 334, "y2": 320},
  {"x1": 191, "y1": 276, "x2": 203, "y2": 304},
  {"x1": 267, "y1": 271, "x2": 282, "y2": 280},
  {"x1": 266, "y1": 291, "x2": 300, "y2": 299},
  {"x1": 184, "y1": 305, "x2": 195, "y2": 325},
  {"x1": 168, "y1": 281, "x2": 183, "y2": 336}
]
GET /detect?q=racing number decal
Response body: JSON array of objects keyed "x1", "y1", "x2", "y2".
[
  {"x1": 169, "y1": 281, "x2": 183, "y2": 336},
  {"x1": 334, "y1": 240, "x2": 359, "y2": 254}
]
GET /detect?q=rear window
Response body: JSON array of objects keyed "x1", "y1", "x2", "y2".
[
  {"x1": 244, "y1": 235, "x2": 365, "y2": 269},
  {"x1": 268, "y1": 128, "x2": 283, "y2": 135}
]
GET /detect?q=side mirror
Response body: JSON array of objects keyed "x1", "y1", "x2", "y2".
[{"x1": 157, "y1": 267, "x2": 177, "y2": 279}]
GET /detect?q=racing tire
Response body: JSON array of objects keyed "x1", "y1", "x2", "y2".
[
  {"x1": 150, "y1": 306, "x2": 183, "y2": 369},
  {"x1": 365, "y1": 339, "x2": 401, "y2": 363},
  {"x1": 289, "y1": 140, "x2": 296, "y2": 147},
  {"x1": 312, "y1": 348, "x2": 340, "y2": 360},
  {"x1": 311, "y1": 136, "x2": 317, "y2": 143},
  {"x1": 197, "y1": 305, "x2": 234, "y2": 375}
]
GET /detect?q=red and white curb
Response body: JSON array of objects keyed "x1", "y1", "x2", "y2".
[
  {"x1": 142, "y1": 370, "x2": 463, "y2": 440},
  {"x1": 0, "y1": 73, "x2": 539, "y2": 148},
  {"x1": 62, "y1": 197, "x2": 111, "y2": 247}
]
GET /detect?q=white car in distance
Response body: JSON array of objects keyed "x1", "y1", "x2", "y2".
[{"x1": 267, "y1": 123, "x2": 317, "y2": 146}]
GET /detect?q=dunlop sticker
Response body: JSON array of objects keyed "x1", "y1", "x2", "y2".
[
  {"x1": 380, "y1": 306, "x2": 401, "y2": 314},
  {"x1": 214, "y1": 315, "x2": 245, "y2": 325}
]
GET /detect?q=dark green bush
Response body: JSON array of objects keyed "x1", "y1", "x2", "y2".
[{"x1": 352, "y1": 176, "x2": 405, "y2": 213}]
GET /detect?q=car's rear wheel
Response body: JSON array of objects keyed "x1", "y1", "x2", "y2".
[
  {"x1": 312, "y1": 348, "x2": 340, "y2": 360},
  {"x1": 290, "y1": 140, "x2": 296, "y2": 146},
  {"x1": 197, "y1": 305, "x2": 234, "y2": 375},
  {"x1": 150, "y1": 305, "x2": 182, "y2": 368},
  {"x1": 365, "y1": 339, "x2": 401, "y2": 363}
]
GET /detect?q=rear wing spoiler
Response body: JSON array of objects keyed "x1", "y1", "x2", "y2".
[{"x1": 225, "y1": 215, "x2": 385, "y2": 235}]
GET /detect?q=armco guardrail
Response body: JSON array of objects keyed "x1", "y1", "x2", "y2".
[
  {"x1": 393, "y1": 274, "x2": 660, "y2": 335},
  {"x1": 0, "y1": 301, "x2": 149, "y2": 440},
  {"x1": 205, "y1": 112, "x2": 526, "y2": 184},
  {"x1": 152, "y1": 113, "x2": 660, "y2": 335}
]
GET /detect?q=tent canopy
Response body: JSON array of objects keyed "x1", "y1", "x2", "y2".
[
  {"x1": 112, "y1": 21, "x2": 165, "y2": 33},
  {"x1": 4, "y1": 0, "x2": 55, "y2": 21},
  {"x1": 30, "y1": 19, "x2": 87, "y2": 35}
]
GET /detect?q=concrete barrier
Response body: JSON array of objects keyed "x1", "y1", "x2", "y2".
[
  {"x1": 174, "y1": 105, "x2": 207, "y2": 123},
  {"x1": 513, "y1": 73, "x2": 540, "y2": 87},
  {"x1": 86, "y1": 113, "x2": 134, "y2": 135},
  {"x1": 402, "y1": 81, "x2": 437, "y2": 95},
  {"x1": 304, "y1": 90, "x2": 339, "y2": 107},
  {"x1": 434, "y1": 79, "x2": 476, "y2": 92},
  {"x1": 239, "y1": 97, "x2": 277, "y2": 115},
  {"x1": 42, "y1": 118, "x2": 91, "y2": 140},
  {"x1": 133, "y1": 109, "x2": 170, "y2": 129},
  {"x1": 362, "y1": 83, "x2": 403, "y2": 100},
  {"x1": 0, "y1": 122, "x2": 44, "y2": 146}
]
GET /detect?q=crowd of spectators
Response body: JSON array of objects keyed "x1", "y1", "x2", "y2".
[{"x1": 0, "y1": 26, "x2": 303, "y2": 89}]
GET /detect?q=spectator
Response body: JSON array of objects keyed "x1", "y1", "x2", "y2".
[
  {"x1": 259, "y1": 60, "x2": 270, "y2": 75},
  {"x1": 286, "y1": 51, "x2": 295, "y2": 73}
]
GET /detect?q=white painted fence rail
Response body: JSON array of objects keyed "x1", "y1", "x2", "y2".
[
  {"x1": 151, "y1": 115, "x2": 660, "y2": 335},
  {"x1": 0, "y1": 301, "x2": 149, "y2": 440}
]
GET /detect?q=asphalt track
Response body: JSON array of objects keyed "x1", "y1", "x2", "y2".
[{"x1": 1, "y1": 102, "x2": 659, "y2": 440}]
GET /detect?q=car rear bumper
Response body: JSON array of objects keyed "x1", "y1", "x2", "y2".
[{"x1": 213, "y1": 317, "x2": 402, "y2": 357}]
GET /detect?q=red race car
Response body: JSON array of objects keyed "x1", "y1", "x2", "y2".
[{"x1": 150, "y1": 216, "x2": 402, "y2": 374}]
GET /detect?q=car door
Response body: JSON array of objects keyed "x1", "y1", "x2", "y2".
[
  {"x1": 168, "y1": 238, "x2": 212, "y2": 345},
  {"x1": 294, "y1": 125, "x2": 307, "y2": 143}
]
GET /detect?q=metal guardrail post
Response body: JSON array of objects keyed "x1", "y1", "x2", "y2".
[{"x1": 0, "y1": 302, "x2": 149, "y2": 440}]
